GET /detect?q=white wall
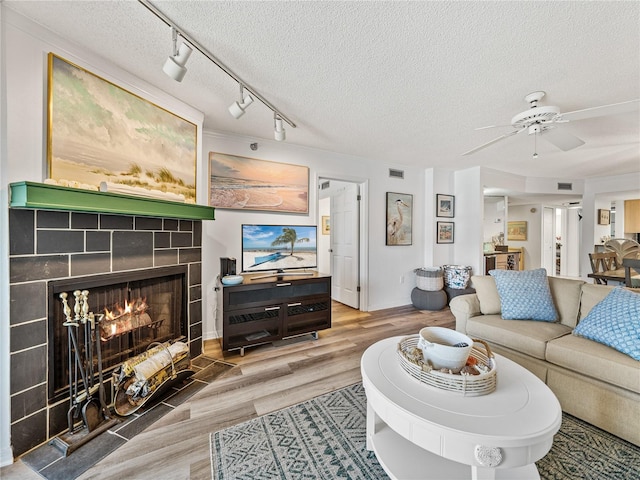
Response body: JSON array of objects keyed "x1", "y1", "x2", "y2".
[
  {"x1": 483, "y1": 197, "x2": 505, "y2": 243},
  {"x1": 453, "y1": 167, "x2": 484, "y2": 276},
  {"x1": 318, "y1": 196, "x2": 330, "y2": 274},
  {"x1": 508, "y1": 204, "x2": 542, "y2": 270},
  {"x1": 580, "y1": 173, "x2": 640, "y2": 279},
  {"x1": 201, "y1": 132, "x2": 427, "y2": 338},
  {"x1": 0, "y1": 4, "x2": 12, "y2": 468}
]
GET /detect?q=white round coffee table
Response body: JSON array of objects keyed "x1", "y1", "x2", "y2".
[{"x1": 361, "y1": 336, "x2": 562, "y2": 480}]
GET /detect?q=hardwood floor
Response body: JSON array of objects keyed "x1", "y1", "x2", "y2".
[{"x1": 2, "y1": 302, "x2": 455, "y2": 480}]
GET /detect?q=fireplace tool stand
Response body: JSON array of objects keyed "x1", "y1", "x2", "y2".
[{"x1": 50, "y1": 291, "x2": 119, "y2": 456}]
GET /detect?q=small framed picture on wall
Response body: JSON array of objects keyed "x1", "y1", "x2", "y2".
[
  {"x1": 597, "y1": 209, "x2": 610, "y2": 225},
  {"x1": 436, "y1": 222, "x2": 454, "y2": 244},
  {"x1": 436, "y1": 194, "x2": 455, "y2": 218}
]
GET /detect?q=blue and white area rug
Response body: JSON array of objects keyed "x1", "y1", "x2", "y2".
[{"x1": 210, "y1": 383, "x2": 640, "y2": 480}]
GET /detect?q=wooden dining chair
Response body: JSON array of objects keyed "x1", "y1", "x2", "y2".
[
  {"x1": 588, "y1": 252, "x2": 620, "y2": 285},
  {"x1": 622, "y1": 258, "x2": 640, "y2": 288}
]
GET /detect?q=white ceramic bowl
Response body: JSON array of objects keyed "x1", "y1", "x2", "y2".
[
  {"x1": 221, "y1": 275, "x2": 244, "y2": 285},
  {"x1": 417, "y1": 326, "x2": 473, "y2": 372}
]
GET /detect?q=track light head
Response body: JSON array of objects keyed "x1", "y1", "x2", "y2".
[
  {"x1": 163, "y1": 28, "x2": 193, "y2": 82},
  {"x1": 274, "y1": 115, "x2": 286, "y2": 142},
  {"x1": 229, "y1": 94, "x2": 254, "y2": 119}
]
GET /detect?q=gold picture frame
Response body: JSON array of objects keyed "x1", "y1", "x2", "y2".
[
  {"x1": 321, "y1": 216, "x2": 330, "y2": 235},
  {"x1": 208, "y1": 152, "x2": 309, "y2": 213},
  {"x1": 507, "y1": 221, "x2": 528, "y2": 241},
  {"x1": 47, "y1": 54, "x2": 197, "y2": 201}
]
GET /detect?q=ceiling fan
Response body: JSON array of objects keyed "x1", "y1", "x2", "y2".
[{"x1": 462, "y1": 91, "x2": 640, "y2": 156}]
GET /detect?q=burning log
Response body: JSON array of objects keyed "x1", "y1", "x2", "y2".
[{"x1": 100, "y1": 298, "x2": 153, "y2": 339}]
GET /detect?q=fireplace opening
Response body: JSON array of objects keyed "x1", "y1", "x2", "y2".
[{"x1": 47, "y1": 265, "x2": 187, "y2": 403}]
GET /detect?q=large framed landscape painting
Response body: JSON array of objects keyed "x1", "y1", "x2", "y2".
[
  {"x1": 47, "y1": 54, "x2": 197, "y2": 202},
  {"x1": 209, "y1": 152, "x2": 309, "y2": 213}
]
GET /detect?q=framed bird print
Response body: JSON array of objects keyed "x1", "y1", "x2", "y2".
[{"x1": 386, "y1": 192, "x2": 413, "y2": 245}]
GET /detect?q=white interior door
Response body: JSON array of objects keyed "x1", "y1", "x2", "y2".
[{"x1": 330, "y1": 183, "x2": 359, "y2": 308}]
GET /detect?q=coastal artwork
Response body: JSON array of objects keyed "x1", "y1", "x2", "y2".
[
  {"x1": 242, "y1": 225, "x2": 317, "y2": 272},
  {"x1": 507, "y1": 221, "x2": 528, "y2": 241},
  {"x1": 386, "y1": 192, "x2": 413, "y2": 245},
  {"x1": 209, "y1": 152, "x2": 309, "y2": 213},
  {"x1": 48, "y1": 54, "x2": 197, "y2": 202}
]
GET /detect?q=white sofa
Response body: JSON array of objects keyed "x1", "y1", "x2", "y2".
[{"x1": 450, "y1": 275, "x2": 640, "y2": 446}]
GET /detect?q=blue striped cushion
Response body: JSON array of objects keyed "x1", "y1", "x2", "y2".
[
  {"x1": 573, "y1": 287, "x2": 640, "y2": 360},
  {"x1": 489, "y1": 268, "x2": 558, "y2": 321}
]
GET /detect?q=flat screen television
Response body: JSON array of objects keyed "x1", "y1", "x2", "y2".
[{"x1": 241, "y1": 224, "x2": 318, "y2": 277}]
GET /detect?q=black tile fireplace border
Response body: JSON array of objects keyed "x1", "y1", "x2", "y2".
[{"x1": 8, "y1": 208, "x2": 204, "y2": 459}]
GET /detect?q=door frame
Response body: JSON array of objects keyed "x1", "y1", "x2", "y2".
[{"x1": 317, "y1": 173, "x2": 369, "y2": 311}]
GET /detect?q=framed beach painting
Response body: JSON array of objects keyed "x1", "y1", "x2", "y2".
[
  {"x1": 507, "y1": 221, "x2": 528, "y2": 241},
  {"x1": 47, "y1": 54, "x2": 197, "y2": 202},
  {"x1": 436, "y1": 221, "x2": 454, "y2": 244},
  {"x1": 209, "y1": 152, "x2": 309, "y2": 213},
  {"x1": 436, "y1": 194, "x2": 455, "y2": 218},
  {"x1": 386, "y1": 192, "x2": 413, "y2": 245},
  {"x1": 322, "y1": 216, "x2": 330, "y2": 235}
]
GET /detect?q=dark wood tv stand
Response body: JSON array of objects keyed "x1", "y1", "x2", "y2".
[{"x1": 222, "y1": 272, "x2": 331, "y2": 355}]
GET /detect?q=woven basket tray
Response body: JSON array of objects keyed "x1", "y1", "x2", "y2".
[{"x1": 397, "y1": 335, "x2": 497, "y2": 396}]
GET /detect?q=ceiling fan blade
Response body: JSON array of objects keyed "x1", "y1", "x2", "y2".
[
  {"x1": 462, "y1": 129, "x2": 524, "y2": 156},
  {"x1": 475, "y1": 124, "x2": 512, "y2": 131},
  {"x1": 557, "y1": 99, "x2": 639, "y2": 122},
  {"x1": 540, "y1": 127, "x2": 585, "y2": 151}
]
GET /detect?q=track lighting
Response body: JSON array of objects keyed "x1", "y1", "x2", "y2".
[
  {"x1": 274, "y1": 114, "x2": 286, "y2": 142},
  {"x1": 140, "y1": 0, "x2": 295, "y2": 138},
  {"x1": 163, "y1": 27, "x2": 193, "y2": 82},
  {"x1": 229, "y1": 85, "x2": 254, "y2": 119}
]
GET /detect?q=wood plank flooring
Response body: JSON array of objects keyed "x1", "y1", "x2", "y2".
[{"x1": 2, "y1": 302, "x2": 454, "y2": 480}]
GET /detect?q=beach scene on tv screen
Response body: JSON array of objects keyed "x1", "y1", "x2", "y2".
[{"x1": 242, "y1": 225, "x2": 317, "y2": 272}]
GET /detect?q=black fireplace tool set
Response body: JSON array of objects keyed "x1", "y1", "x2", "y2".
[{"x1": 50, "y1": 290, "x2": 119, "y2": 456}]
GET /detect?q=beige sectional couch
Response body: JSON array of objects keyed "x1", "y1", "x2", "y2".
[{"x1": 450, "y1": 275, "x2": 640, "y2": 446}]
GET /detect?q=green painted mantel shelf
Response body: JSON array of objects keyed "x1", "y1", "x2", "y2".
[{"x1": 9, "y1": 181, "x2": 215, "y2": 221}]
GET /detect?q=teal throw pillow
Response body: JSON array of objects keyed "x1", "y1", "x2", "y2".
[
  {"x1": 489, "y1": 268, "x2": 558, "y2": 322},
  {"x1": 573, "y1": 287, "x2": 640, "y2": 360}
]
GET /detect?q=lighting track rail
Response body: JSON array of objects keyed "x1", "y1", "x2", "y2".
[{"x1": 138, "y1": 0, "x2": 296, "y2": 130}]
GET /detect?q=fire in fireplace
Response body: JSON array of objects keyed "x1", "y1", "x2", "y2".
[{"x1": 47, "y1": 265, "x2": 187, "y2": 403}]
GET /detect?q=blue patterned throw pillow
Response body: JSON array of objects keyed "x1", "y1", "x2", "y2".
[
  {"x1": 489, "y1": 268, "x2": 558, "y2": 321},
  {"x1": 573, "y1": 287, "x2": 640, "y2": 360}
]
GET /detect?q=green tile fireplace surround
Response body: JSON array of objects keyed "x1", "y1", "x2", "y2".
[{"x1": 9, "y1": 181, "x2": 215, "y2": 220}]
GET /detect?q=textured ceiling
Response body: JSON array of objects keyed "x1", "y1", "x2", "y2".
[{"x1": 6, "y1": 0, "x2": 640, "y2": 189}]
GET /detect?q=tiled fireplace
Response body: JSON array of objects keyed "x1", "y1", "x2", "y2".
[{"x1": 8, "y1": 208, "x2": 204, "y2": 458}]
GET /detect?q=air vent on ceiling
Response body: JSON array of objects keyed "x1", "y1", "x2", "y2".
[
  {"x1": 389, "y1": 169, "x2": 404, "y2": 179},
  {"x1": 557, "y1": 182, "x2": 573, "y2": 191},
  {"x1": 320, "y1": 181, "x2": 330, "y2": 190}
]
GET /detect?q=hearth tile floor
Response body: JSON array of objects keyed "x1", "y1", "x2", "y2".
[{"x1": 20, "y1": 355, "x2": 235, "y2": 480}]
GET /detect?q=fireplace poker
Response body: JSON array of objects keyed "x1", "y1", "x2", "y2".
[
  {"x1": 94, "y1": 314, "x2": 111, "y2": 419},
  {"x1": 81, "y1": 291, "x2": 95, "y2": 392}
]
